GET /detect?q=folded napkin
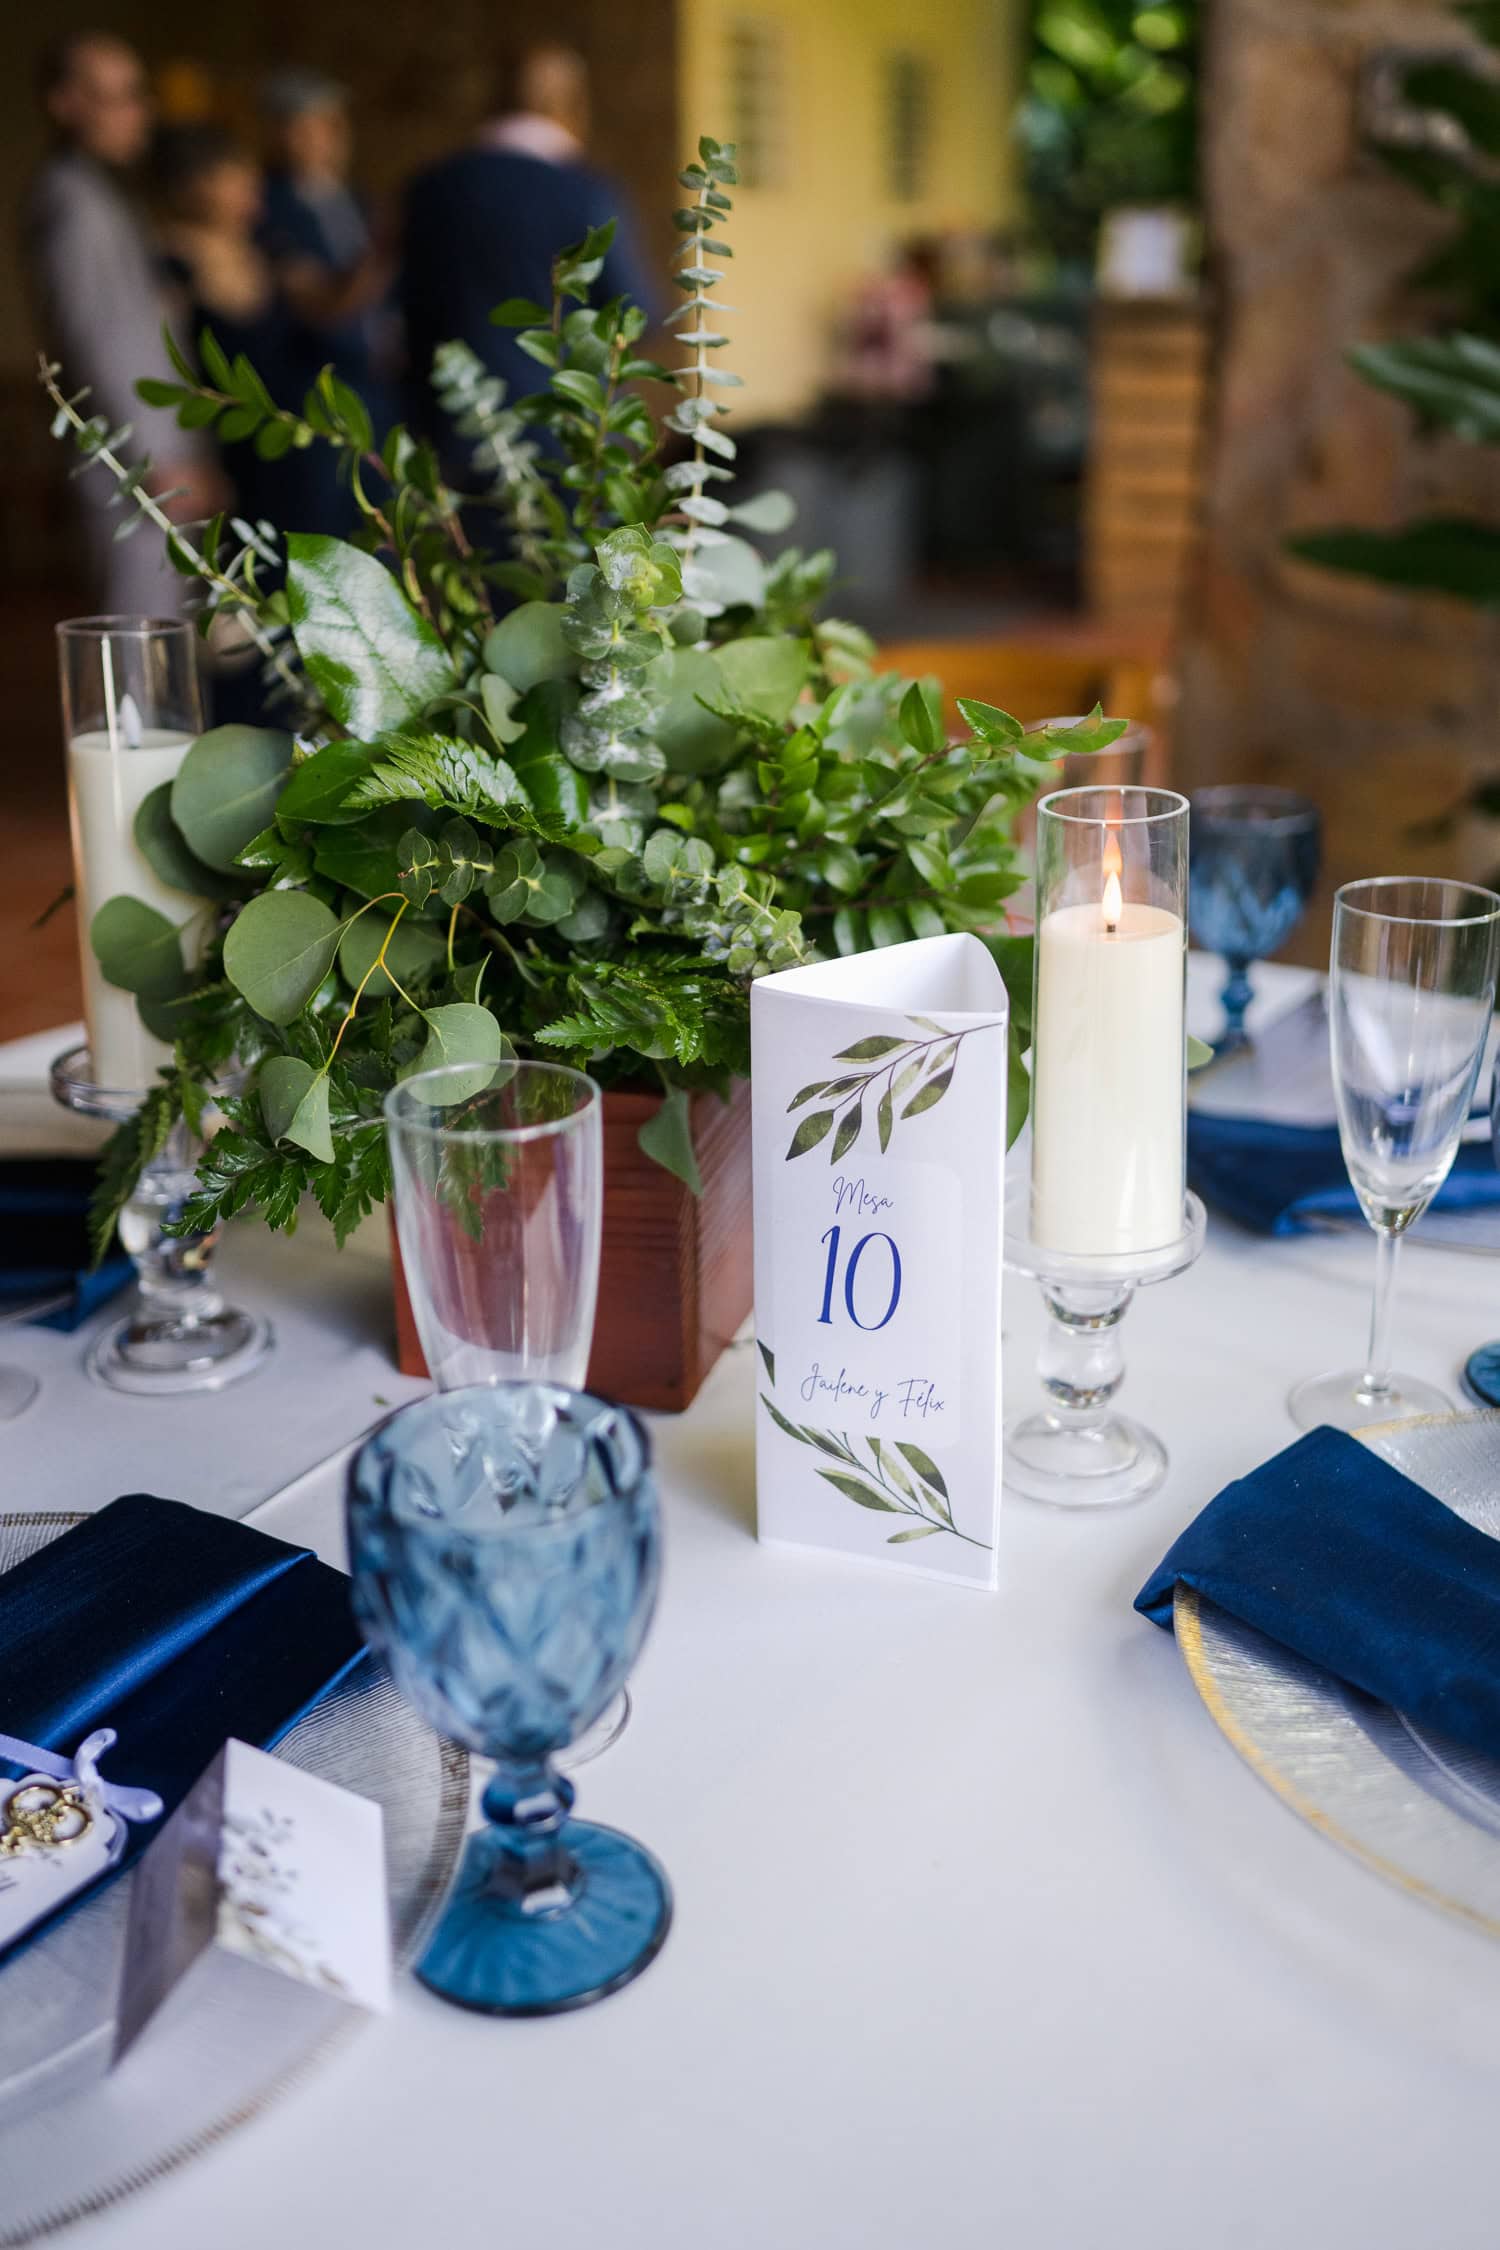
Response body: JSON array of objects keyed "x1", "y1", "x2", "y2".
[
  {"x1": 0, "y1": 1494, "x2": 366, "y2": 1958},
  {"x1": 0, "y1": 1157, "x2": 132, "y2": 1331},
  {"x1": 1187, "y1": 1110, "x2": 1500, "y2": 1236},
  {"x1": 1136, "y1": 1424, "x2": 1500, "y2": 1761}
]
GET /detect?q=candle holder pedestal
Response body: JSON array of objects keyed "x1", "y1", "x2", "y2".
[
  {"x1": 50, "y1": 1045, "x2": 273, "y2": 1396},
  {"x1": 1003, "y1": 1192, "x2": 1205, "y2": 1508}
]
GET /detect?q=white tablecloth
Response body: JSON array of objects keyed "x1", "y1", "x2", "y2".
[{"x1": 5, "y1": 969, "x2": 1500, "y2": 2250}]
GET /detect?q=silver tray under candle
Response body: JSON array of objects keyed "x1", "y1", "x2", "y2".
[{"x1": 1179, "y1": 1412, "x2": 1500, "y2": 1937}]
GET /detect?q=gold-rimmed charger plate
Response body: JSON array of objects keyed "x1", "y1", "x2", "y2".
[
  {"x1": 1179, "y1": 1412, "x2": 1500, "y2": 1938},
  {"x1": 0, "y1": 1512, "x2": 468, "y2": 2245}
]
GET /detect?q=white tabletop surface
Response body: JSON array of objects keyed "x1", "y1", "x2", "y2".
[{"x1": 6, "y1": 965, "x2": 1500, "y2": 2250}]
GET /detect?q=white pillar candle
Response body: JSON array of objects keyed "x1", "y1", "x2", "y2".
[
  {"x1": 67, "y1": 704, "x2": 210, "y2": 1091},
  {"x1": 1030, "y1": 877, "x2": 1186, "y2": 1258}
]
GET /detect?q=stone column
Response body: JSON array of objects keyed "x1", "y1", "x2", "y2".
[{"x1": 1178, "y1": 0, "x2": 1500, "y2": 931}]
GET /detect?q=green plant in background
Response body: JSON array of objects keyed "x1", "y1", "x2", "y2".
[
  {"x1": 1290, "y1": 3, "x2": 1500, "y2": 603},
  {"x1": 42, "y1": 134, "x2": 1124, "y2": 1256},
  {"x1": 1018, "y1": 0, "x2": 1198, "y2": 268}
]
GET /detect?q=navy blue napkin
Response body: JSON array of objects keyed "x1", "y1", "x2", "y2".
[
  {"x1": 0, "y1": 1157, "x2": 132, "y2": 1331},
  {"x1": 0, "y1": 1494, "x2": 367, "y2": 1959},
  {"x1": 1187, "y1": 1110, "x2": 1500, "y2": 1236},
  {"x1": 1136, "y1": 1425, "x2": 1500, "y2": 1760}
]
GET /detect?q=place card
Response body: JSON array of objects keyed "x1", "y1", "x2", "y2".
[
  {"x1": 114, "y1": 1738, "x2": 390, "y2": 2067},
  {"x1": 751, "y1": 932, "x2": 1009, "y2": 1589}
]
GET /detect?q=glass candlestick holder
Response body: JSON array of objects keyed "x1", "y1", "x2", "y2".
[
  {"x1": 50, "y1": 1045, "x2": 273, "y2": 1396},
  {"x1": 1003, "y1": 1186, "x2": 1205, "y2": 1508}
]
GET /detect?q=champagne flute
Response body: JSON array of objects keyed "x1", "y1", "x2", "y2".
[{"x1": 1290, "y1": 877, "x2": 1500, "y2": 1431}]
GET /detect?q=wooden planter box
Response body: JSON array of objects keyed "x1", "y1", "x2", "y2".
[{"x1": 391, "y1": 1079, "x2": 753, "y2": 1413}]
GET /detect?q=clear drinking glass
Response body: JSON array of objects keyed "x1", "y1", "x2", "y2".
[
  {"x1": 1289, "y1": 877, "x2": 1500, "y2": 1431},
  {"x1": 347, "y1": 1383, "x2": 671, "y2": 2016},
  {"x1": 1188, "y1": 786, "x2": 1323, "y2": 1052},
  {"x1": 385, "y1": 1061, "x2": 603, "y2": 1392}
]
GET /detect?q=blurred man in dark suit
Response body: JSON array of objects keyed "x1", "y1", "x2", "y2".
[
  {"x1": 25, "y1": 33, "x2": 223, "y2": 612},
  {"x1": 401, "y1": 40, "x2": 657, "y2": 477}
]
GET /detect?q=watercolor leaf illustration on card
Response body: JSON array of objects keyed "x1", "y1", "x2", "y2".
[
  {"x1": 783, "y1": 1015, "x2": 1003, "y2": 1163},
  {"x1": 759, "y1": 1392, "x2": 989, "y2": 1549}
]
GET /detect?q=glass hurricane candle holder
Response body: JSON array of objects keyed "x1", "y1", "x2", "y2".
[
  {"x1": 1030, "y1": 785, "x2": 1189, "y2": 1259},
  {"x1": 57, "y1": 619, "x2": 209, "y2": 1097},
  {"x1": 49, "y1": 1045, "x2": 272, "y2": 1395}
]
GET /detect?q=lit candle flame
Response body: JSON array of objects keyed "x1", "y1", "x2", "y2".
[{"x1": 1101, "y1": 829, "x2": 1123, "y2": 932}]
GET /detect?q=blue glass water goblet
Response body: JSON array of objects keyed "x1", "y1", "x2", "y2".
[
  {"x1": 347, "y1": 1383, "x2": 671, "y2": 2016},
  {"x1": 1188, "y1": 786, "x2": 1323, "y2": 1051}
]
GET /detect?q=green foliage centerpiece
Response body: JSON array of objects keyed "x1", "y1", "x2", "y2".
[{"x1": 43, "y1": 135, "x2": 1123, "y2": 1257}]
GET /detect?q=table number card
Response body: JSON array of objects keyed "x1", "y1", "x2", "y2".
[{"x1": 751, "y1": 933, "x2": 1009, "y2": 1589}]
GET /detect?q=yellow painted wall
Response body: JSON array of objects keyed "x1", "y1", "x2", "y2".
[{"x1": 677, "y1": 0, "x2": 1021, "y2": 421}]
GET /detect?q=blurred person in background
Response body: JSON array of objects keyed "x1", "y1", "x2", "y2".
[
  {"x1": 401, "y1": 38, "x2": 657, "y2": 479},
  {"x1": 153, "y1": 124, "x2": 314, "y2": 533},
  {"x1": 23, "y1": 32, "x2": 223, "y2": 615},
  {"x1": 259, "y1": 68, "x2": 398, "y2": 453}
]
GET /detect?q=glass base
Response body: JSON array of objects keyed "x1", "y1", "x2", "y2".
[
  {"x1": 1287, "y1": 1367, "x2": 1453, "y2": 1434},
  {"x1": 1004, "y1": 1408, "x2": 1167, "y2": 1508},
  {"x1": 86, "y1": 1307, "x2": 274, "y2": 1396},
  {"x1": 0, "y1": 1368, "x2": 39, "y2": 1421},
  {"x1": 417, "y1": 1818, "x2": 672, "y2": 2017}
]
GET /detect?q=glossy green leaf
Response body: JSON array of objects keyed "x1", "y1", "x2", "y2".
[
  {"x1": 274, "y1": 740, "x2": 377, "y2": 828},
  {"x1": 133, "y1": 784, "x2": 239, "y2": 899},
  {"x1": 171, "y1": 726, "x2": 294, "y2": 872},
  {"x1": 285, "y1": 533, "x2": 455, "y2": 733},
  {"x1": 481, "y1": 673, "x2": 527, "y2": 745},
  {"x1": 223, "y1": 889, "x2": 341, "y2": 1024},
  {"x1": 90, "y1": 895, "x2": 185, "y2": 997},
  {"x1": 680, "y1": 534, "x2": 767, "y2": 613},
  {"x1": 649, "y1": 648, "x2": 739, "y2": 773}
]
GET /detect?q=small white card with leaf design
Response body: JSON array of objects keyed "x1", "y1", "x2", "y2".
[
  {"x1": 113, "y1": 1738, "x2": 390, "y2": 2069},
  {"x1": 751, "y1": 933, "x2": 1009, "y2": 1589}
]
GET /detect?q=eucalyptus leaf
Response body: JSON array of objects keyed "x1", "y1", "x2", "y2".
[
  {"x1": 259, "y1": 1055, "x2": 334, "y2": 1163},
  {"x1": 637, "y1": 1084, "x2": 703, "y2": 1192},
  {"x1": 408, "y1": 1004, "x2": 508, "y2": 1101},
  {"x1": 681, "y1": 534, "x2": 767, "y2": 613},
  {"x1": 133, "y1": 784, "x2": 239, "y2": 899},
  {"x1": 338, "y1": 911, "x2": 446, "y2": 1000},
  {"x1": 223, "y1": 890, "x2": 341, "y2": 1024},
  {"x1": 648, "y1": 648, "x2": 738, "y2": 773},
  {"x1": 285, "y1": 533, "x2": 455, "y2": 733},
  {"x1": 171, "y1": 726, "x2": 294, "y2": 872},
  {"x1": 91, "y1": 895, "x2": 185, "y2": 998},
  {"x1": 714, "y1": 635, "x2": 809, "y2": 722},
  {"x1": 729, "y1": 489, "x2": 797, "y2": 534}
]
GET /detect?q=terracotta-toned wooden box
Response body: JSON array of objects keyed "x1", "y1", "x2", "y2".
[{"x1": 391, "y1": 1079, "x2": 753, "y2": 1413}]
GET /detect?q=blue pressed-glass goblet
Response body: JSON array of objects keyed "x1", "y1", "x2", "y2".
[
  {"x1": 347, "y1": 1383, "x2": 670, "y2": 2016},
  {"x1": 1188, "y1": 786, "x2": 1322, "y2": 1051}
]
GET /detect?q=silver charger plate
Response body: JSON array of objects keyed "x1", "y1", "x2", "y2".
[
  {"x1": 0, "y1": 1512, "x2": 468, "y2": 2246},
  {"x1": 1179, "y1": 1412, "x2": 1500, "y2": 1937}
]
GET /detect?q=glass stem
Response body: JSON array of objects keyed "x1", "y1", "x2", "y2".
[
  {"x1": 1219, "y1": 957, "x2": 1253, "y2": 1049},
  {"x1": 1362, "y1": 1227, "x2": 1401, "y2": 1401},
  {"x1": 476, "y1": 1757, "x2": 580, "y2": 1914}
]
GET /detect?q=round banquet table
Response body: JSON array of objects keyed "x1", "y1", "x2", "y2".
[{"x1": 4, "y1": 961, "x2": 1500, "y2": 2250}]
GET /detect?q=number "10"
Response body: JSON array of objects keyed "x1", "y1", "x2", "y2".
[{"x1": 816, "y1": 1225, "x2": 902, "y2": 1331}]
